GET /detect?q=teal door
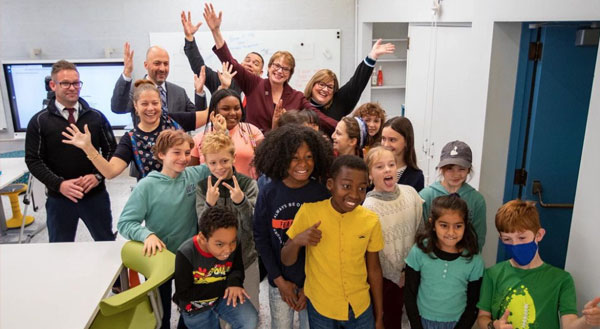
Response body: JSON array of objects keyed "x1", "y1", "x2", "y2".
[{"x1": 500, "y1": 23, "x2": 598, "y2": 268}]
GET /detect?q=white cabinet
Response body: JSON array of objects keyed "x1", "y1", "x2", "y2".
[{"x1": 405, "y1": 24, "x2": 482, "y2": 187}]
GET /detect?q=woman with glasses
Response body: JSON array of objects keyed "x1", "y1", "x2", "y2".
[
  {"x1": 204, "y1": 3, "x2": 337, "y2": 133},
  {"x1": 303, "y1": 39, "x2": 395, "y2": 121}
]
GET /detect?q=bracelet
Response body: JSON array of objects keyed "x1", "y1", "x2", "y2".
[{"x1": 87, "y1": 152, "x2": 101, "y2": 161}]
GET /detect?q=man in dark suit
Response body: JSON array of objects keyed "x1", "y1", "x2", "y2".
[
  {"x1": 111, "y1": 42, "x2": 205, "y2": 124},
  {"x1": 25, "y1": 60, "x2": 117, "y2": 242}
]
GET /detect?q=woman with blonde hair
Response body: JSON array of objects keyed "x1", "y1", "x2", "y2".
[{"x1": 303, "y1": 39, "x2": 395, "y2": 121}]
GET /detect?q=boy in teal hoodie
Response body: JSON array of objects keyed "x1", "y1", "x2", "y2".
[
  {"x1": 118, "y1": 129, "x2": 210, "y2": 329},
  {"x1": 419, "y1": 140, "x2": 486, "y2": 250}
]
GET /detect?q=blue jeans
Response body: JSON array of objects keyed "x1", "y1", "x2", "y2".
[
  {"x1": 268, "y1": 284, "x2": 309, "y2": 329},
  {"x1": 307, "y1": 298, "x2": 374, "y2": 329},
  {"x1": 180, "y1": 297, "x2": 258, "y2": 329},
  {"x1": 45, "y1": 189, "x2": 114, "y2": 242},
  {"x1": 421, "y1": 318, "x2": 457, "y2": 329}
]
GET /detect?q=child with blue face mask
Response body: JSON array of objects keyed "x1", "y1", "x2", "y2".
[{"x1": 476, "y1": 200, "x2": 600, "y2": 329}]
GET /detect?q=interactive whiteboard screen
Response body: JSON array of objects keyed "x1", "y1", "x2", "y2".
[{"x1": 2, "y1": 60, "x2": 128, "y2": 132}]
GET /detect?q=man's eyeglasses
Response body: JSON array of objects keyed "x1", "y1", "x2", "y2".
[
  {"x1": 57, "y1": 81, "x2": 83, "y2": 89},
  {"x1": 271, "y1": 63, "x2": 291, "y2": 73},
  {"x1": 316, "y1": 81, "x2": 335, "y2": 92}
]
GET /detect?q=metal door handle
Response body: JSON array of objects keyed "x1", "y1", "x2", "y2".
[{"x1": 531, "y1": 180, "x2": 574, "y2": 208}]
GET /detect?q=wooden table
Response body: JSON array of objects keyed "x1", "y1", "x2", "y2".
[{"x1": 0, "y1": 240, "x2": 126, "y2": 329}]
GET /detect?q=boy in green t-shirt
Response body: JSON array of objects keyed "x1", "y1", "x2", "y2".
[{"x1": 476, "y1": 200, "x2": 600, "y2": 329}]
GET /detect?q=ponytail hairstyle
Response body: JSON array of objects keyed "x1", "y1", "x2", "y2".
[
  {"x1": 341, "y1": 116, "x2": 367, "y2": 158},
  {"x1": 415, "y1": 194, "x2": 479, "y2": 259}
]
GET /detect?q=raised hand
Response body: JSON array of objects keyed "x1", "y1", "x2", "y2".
[
  {"x1": 494, "y1": 309, "x2": 514, "y2": 329},
  {"x1": 293, "y1": 221, "x2": 322, "y2": 246},
  {"x1": 62, "y1": 124, "x2": 92, "y2": 150},
  {"x1": 206, "y1": 176, "x2": 223, "y2": 207},
  {"x1": 272, "y1": 99, "x2": 286, "y2": 129},
  {"x1": 143, "y1": 233, "x2": 166, "y2": 257},
  {"x1": 217, "y1": 61, "x2": 238, "y2": 90},
  {"x1": 203, "y1": 3, "x2": 222, "y2": 32},
  {"x1": 223, "y1": 286, "x2": 250, "y2": 307},
  {"x1": 181, "y1": 10, "x2": 202, "y2": 41},
  {"x1": 194, "y1": 66, "x2": 206, "y2": 94},
  {"x1": 123, "y1": 42, "x2": 134, "y2": 78},
  {"x1": 222, "y1": 176, "x2": 244, "y2": 204},
  {"x1": 209, "y1": 112, "x2": 227, "y2": 132},
  {"x1": 369, "y1": 39, "x2": 395, "y2": 60},
  {"x1": 582, "y1": 297, "x2": 600, "y2": 326}
]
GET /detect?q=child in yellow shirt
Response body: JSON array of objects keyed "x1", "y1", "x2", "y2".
[{"x1": 282, "y1": 155, "x2": 385, "y2": 329}]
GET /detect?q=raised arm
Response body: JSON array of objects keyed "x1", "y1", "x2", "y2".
[
  {"x1": 61, "y1": 124, "x2": 128, "y2": 179},
  {"x1": 206, "y1": 4, "x2": 260, "y2": 94},
  {"x1": 333, "y1": 39, "x2": 396, "y2": 117},
  {"x1": 111, "y1": 42, "x2": 135, "y2": 114}
]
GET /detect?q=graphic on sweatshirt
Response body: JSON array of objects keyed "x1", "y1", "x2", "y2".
[
  {"x1": 193, "y1": 262, "x2": 233, "y2": 284},
  {"x1": 500, "y1": 285, "x2": 537, "y2": 329}
]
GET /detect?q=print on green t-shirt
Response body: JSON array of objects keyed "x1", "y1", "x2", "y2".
[{"x1": 500, "y1": 285, "x2": 536, "y2": 329}]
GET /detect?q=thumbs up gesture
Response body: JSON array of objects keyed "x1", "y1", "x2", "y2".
[
  {"x1": 582, "y1": 297, "x2": 600, "y2": 326},
  {"x1": 293, "y1": 221, "x2": 322, "y2": 246},
  {"x1": 494, "y1": 309, "x2": 514, "y2": 329}
]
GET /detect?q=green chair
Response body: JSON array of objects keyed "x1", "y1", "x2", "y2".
[{"x1": 90, "y1": 241, "x2": 175, "y2": 329}]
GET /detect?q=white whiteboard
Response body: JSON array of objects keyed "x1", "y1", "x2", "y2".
[{"x1": 149, "y1": 29, "x2": 340, "y2": 102}]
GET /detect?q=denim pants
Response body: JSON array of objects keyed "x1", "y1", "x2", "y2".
[
  {"x1": 45, "y1": 189, "x2": 114, "y2": 242},
  {"x1": 307, "y1": 298, "x2": 374, "y2": 329},
  {"x1": 268, "y1": 284, "x2": 309, "y2": 329},
  {"x1": 421, "y1": 318, "x2": 457, "y2": 329},
  {"x1": 180, "y1": 296, "x2": 258, "y2": 329}
]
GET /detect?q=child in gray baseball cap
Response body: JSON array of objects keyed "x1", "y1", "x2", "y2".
[{"x1": 418, "y1": 140, "x2": 487, "y2": 251}]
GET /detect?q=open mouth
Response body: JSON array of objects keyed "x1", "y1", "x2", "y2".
[
  {"x1": 344, "y1": 200, "x2": 357, "y2": 208},
  {"x1": 383, "y1": 175, "x2": 395, "y2": 188}
]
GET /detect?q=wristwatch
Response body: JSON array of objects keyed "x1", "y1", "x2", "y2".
[
  {"x1": 94, "y1": 173, "x2": 104, "y2": 182},
  {"x1": 487, "y1": 321, "x2": 494, "y2": 329}
]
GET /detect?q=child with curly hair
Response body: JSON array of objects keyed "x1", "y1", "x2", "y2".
[{"x1": 253, "y1": 124, "x2": 333, "y2": 329}]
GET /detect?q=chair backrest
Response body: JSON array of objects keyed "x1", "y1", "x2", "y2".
[{"x1": 90, "y1": 241, "x2": 175, "y2": 328}]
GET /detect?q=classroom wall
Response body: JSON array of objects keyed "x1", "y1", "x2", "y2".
[
  {"x1": 565, "y1": 52, "x2": 600, "y2": 311},
  {"x1": 0, "y1": 0, "x2": 356, "y2": 138}
]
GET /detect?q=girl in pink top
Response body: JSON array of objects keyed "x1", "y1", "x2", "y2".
[{"x1": 190, "y1": 89, "x2": 263, "y2": 178}]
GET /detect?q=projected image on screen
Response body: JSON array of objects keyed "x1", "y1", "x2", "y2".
[{"x1": 3, "y1": 61, "x2": 130, "y2": 132}]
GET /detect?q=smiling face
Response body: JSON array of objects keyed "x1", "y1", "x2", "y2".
[
  {"x1": 241, "y1": 53, "x2": 264, "y2": 76},
  {"x1": 434, "y1": 210, "x2": 465, "y2": 253},
  {"x1": 204, "y1": 149, "x2": 235, "y2": 180},
  {"x1": 282, "y1": 142, "x2": 314, "y2": 188},
  {"x1": 369, "y1": 151, "x2": 397, "y2": 193},
  {"x1": 327, "y1": 166, "x2": 368, "y2": 214},
  {"x1": 144, "y1": 47, "x2": 170, "y2": 84},
  {"x1": 158, "y1": 141, "x2": 191, "y2": 178},
  {"x1": 311, "y1": 79, "x2": 335, "y2": 105},
  {"x1": 50, "y1": 69, "x2": 80, "y2": 107},
  {"x1": 381, "y1": 126, "x2": 406, "y2": 164},
  {"x1": 441, "y1": 164, "x2": 469, "y2": 193},
  {"x1": 134, "y1": 89, "x2": 162, "y2": 128},
  {"x1": 199, "y1": 227, "x2": 238, "y2": 261},
  {"x1": 216, "y1": 95, "x2": 242, "y2": 130},
  {"x1": 268, "y1": 57, "x2": 292, "y2": 85},
  {"x1": 363, "y1": 115, "x2": 382, "y2": 137},
  {"x1": 331, "y1": 120, "x2": 357, "y2": 156}
]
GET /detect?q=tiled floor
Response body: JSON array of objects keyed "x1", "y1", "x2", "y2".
[{"x1": 2, "y1": 172, "x2": 410, "y2": 329}]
